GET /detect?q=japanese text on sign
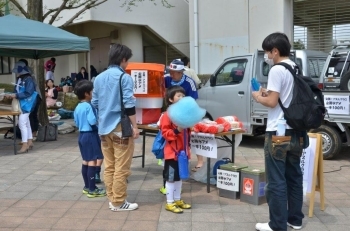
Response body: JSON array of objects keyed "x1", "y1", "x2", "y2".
[
  {"x1": 190, "y1": 132, "x2": 217, "y2": 158},
  {"x1": 324, "y1": 95, "x2": 349, "y2": 115},
  {"x1": 216, "y1": 169, "x2": 239, "y2": 191},
  {"x1": 300, "y1": 137, "x2": 317, "y2": 195},
  {"x1": 300, "y1": 148, "x2": 310, "y2": 180},
  {"x1": 131, "y1": 70, "x2": 148, "y2": 94}
]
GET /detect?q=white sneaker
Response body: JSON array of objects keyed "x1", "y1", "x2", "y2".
[
  {"x1": 109, "y1": 201, "x2": 138, "y2": 211},
  {"x1": 255, "y1": 223, "x2": 273, "y2": 231},
  {"x1": 287, "y1": 222, "x2": 302, "y2": 230}
]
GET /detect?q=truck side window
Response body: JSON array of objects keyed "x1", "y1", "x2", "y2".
[
  {"x1": 216, "y1": 59, "x2": 247, "y2": 85},
  {"x1": 308, "y1": 58, "x2": 326, "y2": 78},
  {"x1": 262, "y1": 62, "x2": 270, "y2": 76},
  {"x1": 326, "y1": 53, "x2": 350, "y2": 77},
  {"x1": 296, "y1": 58, "x2": 303, "y2": 71},
  {"x1": 308, "y1": 59, "x2": 318, "y2": 78}
]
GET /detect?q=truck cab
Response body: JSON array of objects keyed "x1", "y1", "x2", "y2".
[
  {"x1": 321, "y1": 40, "x2": 350, "y2": 90},
  {"x1": 197, "y1": 50, "x2": 268, "y2": 136},
  {"x1": 295, "y1": 50, "x2": 328, "y2": 87},
  {"x1": 197, "y1": 49, "x2": 325, "y2": 135}
]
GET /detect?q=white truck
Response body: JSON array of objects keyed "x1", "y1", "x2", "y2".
[
  {"x1": 313, "y1": 40, "x2": 350, "y2": 159},
  {"x1": 197, "y1": 49, "x2": 348, "y2": 160}
]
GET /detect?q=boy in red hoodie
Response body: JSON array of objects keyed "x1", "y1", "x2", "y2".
[{"x1": 159, "y1": 85, "x2": 192, "y2": 213}]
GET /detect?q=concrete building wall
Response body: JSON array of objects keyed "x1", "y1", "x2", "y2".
[
  {"x1": 88, "y1": 0, "x2": 190, "y2": 57},
  {"x1": 189, "y1": 0, "x2": 293, "y2": 74}
]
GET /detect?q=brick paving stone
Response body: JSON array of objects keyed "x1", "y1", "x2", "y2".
[
  {"x1": 192, "y1": 222, "x2": 225, "y2": 231},
  {"x1": 0, "y1": 132, "x2": 350, "y2": 230},
  {"x1": 122, "y1": 220, "x2": 158, "y2": 231},
  {"x1": 0, "y1": 216, "x2": 26, "y2": 229},
  {"x1": 52, "y1": 217, "x2": 93, "y2": 230},
  {"x1": 18, "y1": 217, "x2": 59, "y2": 229},
  {"x1": 87, "y1": 218, "x2": 124, "y2": 230},
  {"x1": 157, "y1": 221, "x2": 192, "y2": 231}
]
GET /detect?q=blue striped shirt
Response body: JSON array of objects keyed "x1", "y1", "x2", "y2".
[{"x1": 164, "y1": 75, "x2": 198, "y2": 99}]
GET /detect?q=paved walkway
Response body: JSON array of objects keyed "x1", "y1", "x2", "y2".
[{"x1": 0, "y1": 131, "x2": 350, "y2": 231}]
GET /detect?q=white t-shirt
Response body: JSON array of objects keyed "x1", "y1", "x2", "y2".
[
  {"x1": 266, "y1": 59, "x2": 296, "y2": 131},
  {"x1": 45, "y1": 71, "x2": 54, "y2": 81}
]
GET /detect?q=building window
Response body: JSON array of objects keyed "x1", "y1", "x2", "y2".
[{"x1": 0, "y1": 57, "x2": 11, "y2": 74}]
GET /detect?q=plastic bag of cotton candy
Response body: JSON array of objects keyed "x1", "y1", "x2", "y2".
[{"x1": 167, "y1": 96, "x2": 206, "y2": 129}]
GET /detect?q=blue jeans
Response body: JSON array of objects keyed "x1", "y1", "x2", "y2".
[{"x1": 264, "y1": 130, "x2": 304, "y2": 231}]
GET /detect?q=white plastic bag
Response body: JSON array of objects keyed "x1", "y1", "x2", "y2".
[
  {"x1": 57, "y1": 122, "x2": 75, "y2": 134},
  {"x1": 11, "y1": 98, "x2": 22, "y2": 113}
]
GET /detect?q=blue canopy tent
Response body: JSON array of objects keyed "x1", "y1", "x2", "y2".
[{"x1": 0, "y1": 14, "x2": 90, "y2": 59}]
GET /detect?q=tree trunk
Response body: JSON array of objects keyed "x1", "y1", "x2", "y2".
[
  {"x1": 36, "y1": 59, "x2": 49, "y2": 126},
  {"x1": 27, "y1": 0, "x2": 49, "y2": 126}
]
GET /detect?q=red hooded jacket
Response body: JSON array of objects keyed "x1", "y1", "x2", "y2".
[{"x1": 159, "y1": 112, "x2": 191, "y2": 160}]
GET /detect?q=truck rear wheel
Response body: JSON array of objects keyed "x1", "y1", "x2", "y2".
[
  {"x1": 340, "y1": 71, "x2": 350, "y2": 91},
  {"x1": 310, "y1": 125, "x2": 342, "y2": 159}
]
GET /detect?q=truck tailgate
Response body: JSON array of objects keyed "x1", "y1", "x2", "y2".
[{"x1": 323, "y1": 91, "x2": 350, "y2": 123}]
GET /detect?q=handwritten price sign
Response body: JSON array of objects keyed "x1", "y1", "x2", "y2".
[
  {"x1": 216, "y1": 169, "x2": 239, "y2": 191},
  {"x1": 324, "y1": 95, "x2": 349, "y2": 115},
  {"x1": 131, "y1": 70, "x2": 148, "y2": 94},
  {"x1": 190, "y1": 132, "x2": 217, "y2": 158}
]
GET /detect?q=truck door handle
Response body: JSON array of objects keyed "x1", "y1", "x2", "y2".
[{"x1": 238, "y1": 91, "x2": 245, "y2": 95}]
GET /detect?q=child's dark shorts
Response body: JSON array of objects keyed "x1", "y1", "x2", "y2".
[
  {"x1": 78, "y1": 131, "x2": 104, "y2": 161},
  {"x1": 163, "y1": 159, "x2": 180, "y2": 181}
]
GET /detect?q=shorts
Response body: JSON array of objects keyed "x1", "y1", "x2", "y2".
[
  {"x1": 78, "y1": 131, "x2": 104, "y2": 161},
  {"x1": 163, "y1": 159, "x2": 180, "y2": 182}
]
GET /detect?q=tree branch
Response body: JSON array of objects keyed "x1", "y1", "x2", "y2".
[
  {"x1": 43, "y1": 0, "x2": 98, "y2": 21},
  {"x1": 60, "y1": 0, "x2": 108, "y2": 28},
  {"x1": 9, "y1": 0, "x2": 30, "y2": 18},
  {"x1": 43, "y1": 8, "x2": 56, "y2": 20},
  {"x1": 48, "y1": 0, "x2": 69, "y2": 24},
  {"x1": 120, "y1": 0, "x2": 173, "y2": 12}
]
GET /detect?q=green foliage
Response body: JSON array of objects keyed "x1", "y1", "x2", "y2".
[
  {"x1": 294, "y1": 39, "x2": 305, "y2": 50},
  {"x1": 0, "y1": 83, "x2": 13, "y2": 105},
  {"x1": 63, "y1": 92, "x2": 80, "y2": 111},
  {"x1": 198, "y1": 74, "x2": 211, "y2": 85},
  {"x1": 0, "y1": 0, "x2": 6, "y2": 16},
  {"x1": 0, "y1": 83, "x2": 13, "y2": 92}
]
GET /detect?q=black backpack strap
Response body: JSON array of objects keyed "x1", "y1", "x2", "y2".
[
  {"x1": 274, "y1": 62, "x2": 298, "y2": 77},
  {"x1": 274, "y1": 62, "x2": 297, "y2": 110}
]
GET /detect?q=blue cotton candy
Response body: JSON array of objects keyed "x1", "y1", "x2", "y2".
[{"x1": 168, "y1": 96, "x2": 206, "y2": 128}]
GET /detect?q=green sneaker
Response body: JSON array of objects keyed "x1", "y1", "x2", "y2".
[
  {"x1": 87, "y1": 188, "x2": 106, "y2": 198},
  {"x1": 83, "y1": 186, "x2": 98, "y2": 194},
  {"x1": 160, "y1": 186, "x2": 166, "y2": 195},
  {"x1": 82, "y1": 187, "x2": 89, "y2": 194}
]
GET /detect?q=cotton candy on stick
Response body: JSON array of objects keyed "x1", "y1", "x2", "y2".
[{"x1": 168, "y1": 96, "x2": 206, "y2": 128}]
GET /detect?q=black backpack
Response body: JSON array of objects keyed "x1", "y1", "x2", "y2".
[{"x1": 275, "y1": 62, "x2": 326, "y2": 131}]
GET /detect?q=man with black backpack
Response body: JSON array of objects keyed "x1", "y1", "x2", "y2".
[{"x1": 252, "y1": 33, "x2": 306, "y2": 231}]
